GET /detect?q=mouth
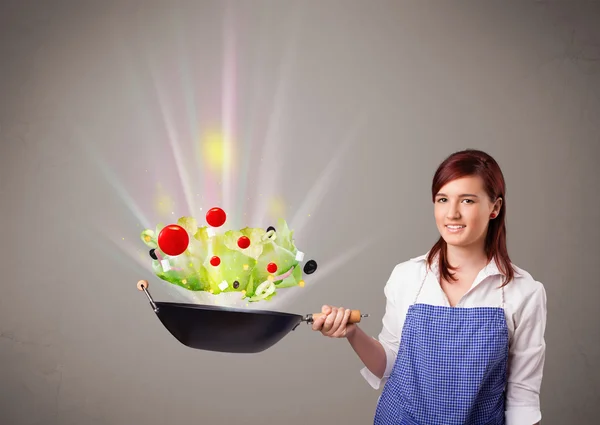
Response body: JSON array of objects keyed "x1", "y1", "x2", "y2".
[{"x1": 445, "y1": 225, "x2": 466, "y2": 233}]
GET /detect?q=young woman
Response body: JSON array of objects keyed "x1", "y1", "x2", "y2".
[{"x1": 312, "y1": 149, "x2": 547, "y2": 425}]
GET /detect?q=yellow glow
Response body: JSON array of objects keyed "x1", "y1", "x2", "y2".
[
  {"x1": 202, "y1": 130, "x2": 234, "y2": 173},
  {"x1": 154, "y1": 183, "x2": 175, "y2": 218},
  {"x1": 268, "y1": 196, "x2": 286, "y2": 220},
  {"x1": 299, "y1": 280, "x2": 305, "y2": 287}
]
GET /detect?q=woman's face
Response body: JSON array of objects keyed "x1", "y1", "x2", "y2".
[{"x1": 434, "y1": 175, "x2": 502, "y2": 249}]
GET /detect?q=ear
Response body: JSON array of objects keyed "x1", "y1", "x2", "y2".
[{"x1": 491, "y1": 197, "x2": 503, "y2": 218}]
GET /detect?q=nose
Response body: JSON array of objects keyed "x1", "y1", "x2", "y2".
[{"x1": 446, "y1": 201, "x2": 461, "y2": 219}]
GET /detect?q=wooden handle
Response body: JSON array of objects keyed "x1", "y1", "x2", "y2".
[
  {"x1": 312, "y1": 310, "x2": 363, "y2": 324},
  {"x1": 137, "y1": 280, "x2": 149, "y2": 291}
]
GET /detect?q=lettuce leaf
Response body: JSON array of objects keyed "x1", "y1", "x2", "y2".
[
  {"x1": 203, "y1": 233, "x2": 256, "y2": 294},
  {"x1": 275, "y1": 218, "x2": 296, "y2": 253},
  {"x1": 177, "y1": 216, "x2": 198, "y2": 235},
  {"x1": 223, "y1": 227, "x2": 265, "y2": 260},
  {"x1": 276, "y1": 263, "x2": 303, "y2": 288},
  {"x1": 253, "y1": 240, "x2": 297, "y2": 282},
  {"x1": 140, "y1": 229, "x2": 157, "y2": 248}
]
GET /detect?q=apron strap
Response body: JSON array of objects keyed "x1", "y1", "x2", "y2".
[{"x1": 412, "y1": 267, "x2": 429, "y2": 305}]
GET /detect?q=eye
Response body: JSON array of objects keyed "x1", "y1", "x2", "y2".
[
  {"x1": 436, "y1": 198, "x2": 447, "y2": 203},
  {"x1": 462, "y1": 199, "x2": 475, "y2": 204}
]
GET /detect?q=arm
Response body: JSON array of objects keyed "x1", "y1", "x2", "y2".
[
  {"x1": 347, "y1": 325, "x2": 387, "y2": 378},
  {"x1": 505, "y1": 282, "x2": 547, "y2": 425},
  {"x1": 356, "y1": 267, "x2": 404, "y2": 388}
]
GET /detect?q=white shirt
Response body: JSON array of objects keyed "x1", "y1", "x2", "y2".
[{"x1": 360, "y1": 253, "x2": 547, "y2": 425}]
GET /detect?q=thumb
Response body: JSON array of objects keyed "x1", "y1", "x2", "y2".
[
  {"x1": 312, "y1": 311, "x2": 326, "y2": 330},
  {"x1": 321, "y1": 305, "x2": 332, "y2": 314}
]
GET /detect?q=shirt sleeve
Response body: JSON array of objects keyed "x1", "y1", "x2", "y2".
[
  {"x1": 360, "y1": 266, "x2": 404, "y2": 390},
  {"x1": 505, "y1": 282, "x2": 547, "y2": 425}
]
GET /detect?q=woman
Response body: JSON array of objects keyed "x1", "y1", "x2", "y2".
[{"x1": 313, "y1": 149, "x2": 547, "y2": 425}]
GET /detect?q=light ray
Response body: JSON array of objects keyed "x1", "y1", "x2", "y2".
[
  {"x1": 269, "y1": 236, "x2": 376, "y2": 310},
  {"x1": 250, "y1": 5, "x2": 303, "y2": 229},
  {"x1": 146, "y1": 53, "x2": 197, "y2": 219},
  {"x1": 234, "y1": 42, "x2": 264, "y2": 229},
  {"x1": 70, "y1": 126, "x2": 151, "y2": 230},
  {"x1": 221, "y1": 3, "x2": 237, "y2": 229},
  {"x1": 170, "y1": 6, "x2": 205, "y2": 215},
  {"x1": 291, "y1": 109, "x2": 369, "y2": 235},
  {"x1": 149, "y1": 70, "x2": 195, "y2": 217},
  {"x1": 88, "y1": 223, "x2": 197, "y2": 303}
]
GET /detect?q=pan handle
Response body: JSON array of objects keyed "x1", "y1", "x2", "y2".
[
  {"x1": 303, "y1": 310, "x2": 368, "y2": 324},
  {"x1": 137, "y1": 280, "x2": 159, "y2": 313}
]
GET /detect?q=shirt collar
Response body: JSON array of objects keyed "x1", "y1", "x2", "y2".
[{"x1": 410, "y1": 250, "x2": 503, "y2": 277}]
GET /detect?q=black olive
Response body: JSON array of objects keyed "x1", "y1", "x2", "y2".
[
  {"x1": 149, "y1": 249, "x2": 157, "y2": 260},
  {"x1": 266, "y1": 226, "x2": 276, "y2": 233},
  {"x1": 303, "y1": 260, "x2": 318, "y2": 275},
  {"x1": 233, "y1": 281, "x2": 240, "y2": 289}
]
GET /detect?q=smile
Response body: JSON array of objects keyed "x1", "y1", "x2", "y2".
[{"x1": 445, "y1": 225, "x2": 466, "y2": 233}]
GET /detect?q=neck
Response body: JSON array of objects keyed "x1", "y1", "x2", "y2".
[{"x1": 445, "y1": 241, "x2": 488, "y2": 272}]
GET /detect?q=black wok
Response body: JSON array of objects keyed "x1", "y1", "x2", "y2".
[{"x1": 136, "y1": 280, "x2": 368, "y2": 353}]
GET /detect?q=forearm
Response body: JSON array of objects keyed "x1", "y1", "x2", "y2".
[{"x1": 346, "y1": 325, "x2": 387, "y2": 378}]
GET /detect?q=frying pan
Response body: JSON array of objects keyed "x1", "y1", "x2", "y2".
[{"x1": 136, "y1": 280, "x2": 369, "y2": 353}]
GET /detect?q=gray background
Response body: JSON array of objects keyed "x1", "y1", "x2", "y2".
[{"x1": 1, "y1": 1, "x2": 599, "y2": 424}]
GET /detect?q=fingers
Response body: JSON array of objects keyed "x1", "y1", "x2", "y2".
[
  {"x1": 332, "y1": 308, "x2": 352, "y2": 338},
  {"x1": 311, "y1": 312, "x2": 327, "y2": 331},
  {"x1": 330, "y1": 307, "x2": 345, "y2": 333},
  {"x1": 312, "y1": 306, "x2": 352, "y2": 338},
  {"x1": 321, "y1": 307, "x2": 338, "y2": 335},
  {"x1": 312, "y1": 305, "x2": 330, "y2": 331}
]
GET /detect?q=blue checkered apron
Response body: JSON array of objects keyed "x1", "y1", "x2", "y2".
[{"x1": 373, "y1": 269, "x2": 509, "y2": 425}]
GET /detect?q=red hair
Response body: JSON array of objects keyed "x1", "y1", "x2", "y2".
[{"x1": 426, "y1": 149, "x2": 515, "y2": 287}]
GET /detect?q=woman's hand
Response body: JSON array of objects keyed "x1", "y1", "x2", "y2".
[{"x1": 311, "y1": 305, "x2": 357, "y2": 338}]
